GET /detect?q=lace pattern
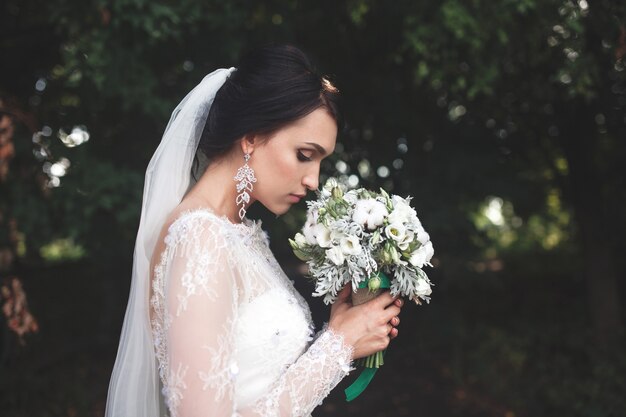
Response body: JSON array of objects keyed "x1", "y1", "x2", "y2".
[
  {"x1": 251, "y1": 325, "x2": 355, "y2": 416},
  {"x1": 150, "y1": 208, "x2": 354, "y2": 417},
  {"x1": 198, "y1": 318, "x2": 238, "y2": 401}
]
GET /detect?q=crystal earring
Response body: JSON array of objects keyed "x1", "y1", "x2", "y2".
[{"x1": 234, "y1": 152, "x2": 257, "y2": 221}]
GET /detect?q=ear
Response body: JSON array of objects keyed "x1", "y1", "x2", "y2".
[{"x1": 240, "y1": 134, "x2": 257, "y2": 155}]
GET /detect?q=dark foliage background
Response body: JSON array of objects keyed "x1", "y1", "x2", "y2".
[{"x1": 1, "y1": 1, "x2": 625, "y2": 416}]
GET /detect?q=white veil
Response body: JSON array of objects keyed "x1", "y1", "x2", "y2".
[{"x1": 105, "y1": 67, "x2": 236, "y2": 417}]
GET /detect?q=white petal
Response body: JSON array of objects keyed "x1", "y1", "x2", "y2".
[
  {"x1": 326, "y1": 246, "x2": 345, "y2": 265},
  {"x1": 315, "y1": 224, "x2": 333, "y2": 248},
  {"x1": 415, "y1": 279, "x2": 432, "y2": 296}
]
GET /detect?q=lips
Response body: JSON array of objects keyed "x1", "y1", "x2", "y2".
[{"x1": 289, "y1": 194, "x2": 305, "y2": 202}]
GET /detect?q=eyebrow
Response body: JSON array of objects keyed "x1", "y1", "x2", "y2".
[{"x1": 304, "y1": 142, "x2": 328, "y2": 156}]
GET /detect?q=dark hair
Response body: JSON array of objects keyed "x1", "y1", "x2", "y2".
[{"x1": 198, "y1": 44, "x2": 342, "y2": 161}]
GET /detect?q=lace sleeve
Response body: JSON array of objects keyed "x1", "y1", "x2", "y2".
[
  {"x1": 249, "y1": 326, "x2": 355, "y2": 417},
  {"x1": 152, "y1": 216, "x2": 354, "y2": 417}
]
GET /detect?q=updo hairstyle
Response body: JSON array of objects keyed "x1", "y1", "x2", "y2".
[{"x1": 198, "y1": 44, "x2": 342, "y2": 162}]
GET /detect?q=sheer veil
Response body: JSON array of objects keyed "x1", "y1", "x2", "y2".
[{"x1": 105, "y1": 67, "x2": 236, "y2": 417}]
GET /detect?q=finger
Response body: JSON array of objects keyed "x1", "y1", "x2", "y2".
[
  {"x1": 394, "y1": 298, "x2": 404, "y2": 308},
  {"x1": 373, "y1": 290, "x2": 399, "y2": 308},
  {"x1": 384, "y1": 304, "x2": 401, "y2": 318},
  {"x1": 390, "y1": 327, "x2": 399, "y2": 339},
  {"x1": 390, "y1": 316, "x2": 400, "y2": 326}
]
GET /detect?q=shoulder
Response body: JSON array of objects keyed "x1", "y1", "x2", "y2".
[
  {"x1": 165, "y1": 207, "x2": 266, "y2": 246},
  {"x1": 160, "y1": 208, "x2": 269, "y2": 264},
  {"x1": 164, "y1": 209, "x2": 232, "y2": 251}
]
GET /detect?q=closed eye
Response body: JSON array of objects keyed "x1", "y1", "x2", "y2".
[{"x1": 297, "y1": 151, "x2": 312, "y2": 162}]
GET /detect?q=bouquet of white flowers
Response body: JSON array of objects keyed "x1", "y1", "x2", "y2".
[{"x1": 289, "y1": 178, "x2": 435, "y2": 400}]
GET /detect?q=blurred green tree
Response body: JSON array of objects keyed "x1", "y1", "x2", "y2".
[
  {"x1": 1, "y1": 0, "x2": 623, "y2": 349},
  {"x1": 2, "y1": 1, "x2": 626, "y2": 415},
  {"x1": 390, "y1": 0, "x2": 626, "y2": 348}
]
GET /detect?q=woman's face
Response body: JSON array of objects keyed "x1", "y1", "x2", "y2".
[{"x1": 247, "y1": 107, "x2": 337, "y2": 215}]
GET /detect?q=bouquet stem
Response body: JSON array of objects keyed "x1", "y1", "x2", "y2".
[
  {"x1": 344, "y1": 272, "x2": 391, "y2": 401},
  {"x1": 358, "y1": 350, "x2": 385, "y2": 368},
  {"x1": 351, "y1": 286, "x2": 383, "y2": 306},
  {"x1": 351, "y1": 286, "x2": 385, "y2": 371}
]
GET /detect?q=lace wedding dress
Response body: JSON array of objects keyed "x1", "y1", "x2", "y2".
[{"x1": 150, "y1": 207, "x2": 355, "y2": 417}]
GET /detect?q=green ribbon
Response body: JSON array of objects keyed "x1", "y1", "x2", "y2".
[
  {"x1": 344, "y1": 358, "x2": 383, "y2": 401},
  {"x1": 344, "y1": 271, "x2": 391, "y2": 402}
]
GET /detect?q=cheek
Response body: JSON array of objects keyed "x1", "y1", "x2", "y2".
[
  {"x1": 255, "y1": 150, "x2": 298, "y2": 194},
  {"x1": 275, "y1": 153, "x2": 298, "y2": 177},
  {"x1": 265, "y1": 146, "x2": 298, "y2": 178}
]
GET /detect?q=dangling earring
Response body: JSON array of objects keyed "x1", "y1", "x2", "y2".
[{"x1": 234, "y1": 152, "x2": 257, "y2": 221}]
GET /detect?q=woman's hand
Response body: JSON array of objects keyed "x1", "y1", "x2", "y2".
[{"x1": 328, "y1": 285, "x2": 404, "y2": 360}]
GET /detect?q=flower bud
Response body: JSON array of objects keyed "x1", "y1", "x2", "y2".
[
  {"x1": 382, "y1": 244, "x2": 393, "y2": 264},
  {"x1": 368, "y1": 276, "x2": 381, "y2": 292},
  {"x1": 332, "y1": 186, "x2": 343, "y2": 199},
  {"x1": 371, "y1": 230, "x2": 381, "y2": 245},
  {"x1": 323, "y1": 177, "x2": 339, "y2": 191},
  {"x1": 389, "y1": 246, "x2": 401, "y2": 263},
  {"x1": 292, "y1": 248, "x2": 310, "y2": 261}
]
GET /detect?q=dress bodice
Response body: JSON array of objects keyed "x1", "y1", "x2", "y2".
[
  {"x1": 150, "y1": 208, "x2": 354, "y2": 417},
  {"x1": 235, "y1": 286, "x2": 314, "y2": 406}
]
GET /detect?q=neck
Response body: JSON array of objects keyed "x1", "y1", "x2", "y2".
[{"x1": 184, "y1": 152, "x2": 257, "y2": 224}]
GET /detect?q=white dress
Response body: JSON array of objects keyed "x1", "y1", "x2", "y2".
[{"x1": 150, "y1": 208, "x2": 355, "y2": 417}]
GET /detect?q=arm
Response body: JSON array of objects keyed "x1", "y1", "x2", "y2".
[
  {"x1": 248, "y1": 325, "x2": 353, "y2": 416},
  {"x1": 156, "y1": 219, "x2": 354, "y2": 417}
]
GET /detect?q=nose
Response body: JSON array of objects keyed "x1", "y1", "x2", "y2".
[
  {"x1": 302, "y1": 175, "x2": 318, "y2": 192},
  {"x1": 302, "y1": 167, "x2": 319, "y2": 192}
]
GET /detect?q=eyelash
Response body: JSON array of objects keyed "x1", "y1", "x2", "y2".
[{"x1": 297, "y1": 151, "x2": 312, "y2": 162}]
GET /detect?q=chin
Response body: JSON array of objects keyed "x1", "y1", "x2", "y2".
[
  {"x1": 260, "y1": 201, "x2": 291, "y2": 217},
  {"x1": 277, "y1": 205, "x2": 292, "y2": 215},
  {"x1": 274, "y1": 203, "x2": 293, "y2": 216}
]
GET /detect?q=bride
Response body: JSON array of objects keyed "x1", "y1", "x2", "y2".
[{"x1": 105, "y1": 44, "x2": 404, "y2": 417}]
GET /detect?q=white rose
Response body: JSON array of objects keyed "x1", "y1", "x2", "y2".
[
  {"x1": 391, "y1": 195, "x2": 411, "y2": 208},
  {"x1": 387, "y1": 210, "x2": 406, "y2": 225},
  {"x1": 314, "y1": 224, "x2": 332, "y2": 248},
  {"x1": 408, "y1": 241, "x2": 434, "y2": 268},
  {"x1": 391, "y1": 195, "x2": 406, "y2": 206},
  {"x1": 388, "y1": 202, "x2": 412, "y2": 224},
  {"x1": 390, "y1": 196, "x2": 416, "y2": 219},
  {"x1": 339, "y1": 235, "x2": 362, "y2": 256},
  {"x1": 398, "y1": 230, "x2": 415, "y2": 251},
  {"x1": 384, "y1": 223, "x2": 406, "y2": 243},
  {"x1": 326, "y1": 246, "x2": 345, "y2": 265},
  {"x1": 415, "y1": 278, "x2": 432, "y2": 296},
  {"x1": 415, "y1": 226, "x2": 430, "y2": 245},
  {"x1": 352, "y1": 199, "x2": 388, "y2": 230}
]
